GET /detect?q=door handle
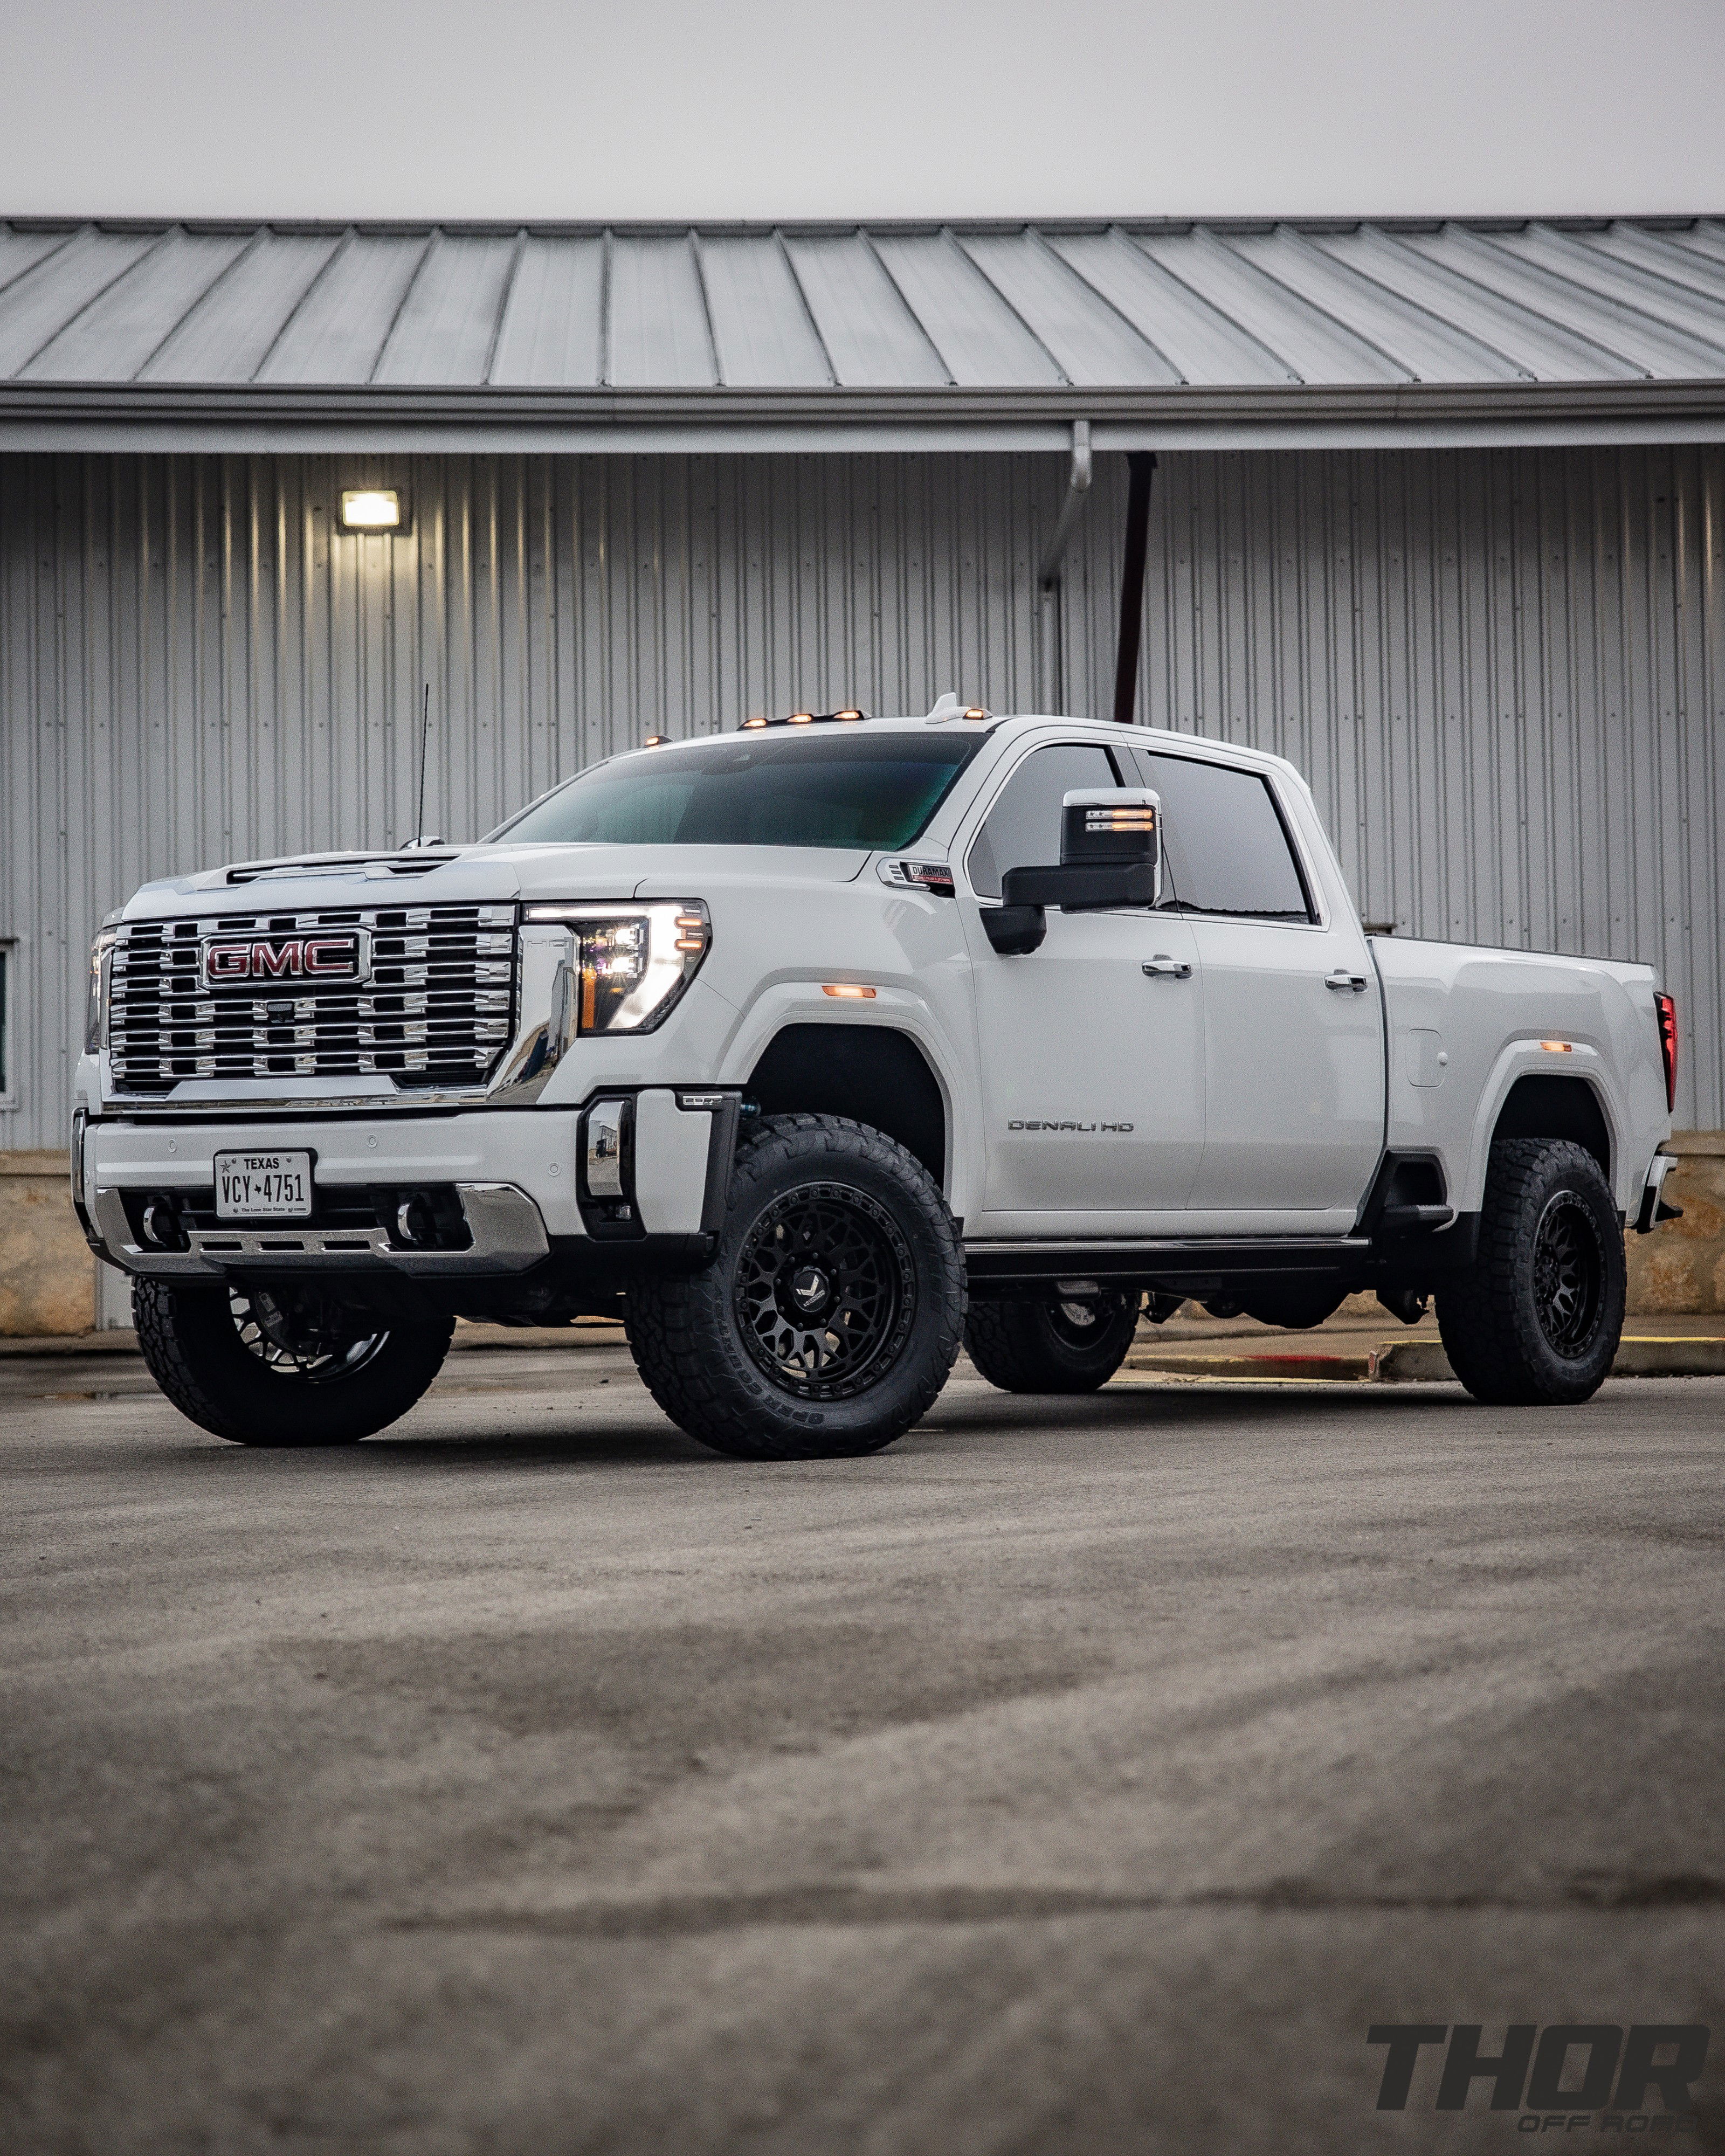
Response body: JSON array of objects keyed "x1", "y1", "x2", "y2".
[
  {"x1": 1326, "y1": 969, "x2": 1369, "y2": 992},
  {"x1": 1142, "y1": 955, "x2": 1193, "y2": 980}
]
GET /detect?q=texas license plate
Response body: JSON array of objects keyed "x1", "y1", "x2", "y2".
[{"x1": 213, "y1": 1150, "x2": 314, "y2": 1220}]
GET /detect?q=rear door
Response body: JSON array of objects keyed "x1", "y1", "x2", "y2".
[
  {"x1": 1134, "y1": 748, "x2": 1383, "y2": 1220},
  {"x1": 960, "y1": 740, "x2": 1205, "y2": 1224}
]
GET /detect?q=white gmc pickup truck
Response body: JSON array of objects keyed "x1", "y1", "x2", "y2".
[{"x1": 74, "y1": 701, "x2": 1680, "y2": 1458}]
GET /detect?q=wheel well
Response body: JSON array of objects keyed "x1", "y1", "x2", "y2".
[
  {"x1": 746, "y1": 1025, "x2": 946, "y2": 1185},
  {"x1": 1491, "y1": 1075, "x2": 1612, "y2": 1179}
]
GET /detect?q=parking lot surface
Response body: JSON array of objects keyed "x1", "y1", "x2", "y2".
[{"x1": 3, "y1": 1345, "x2": 1722, "y2": 2155}]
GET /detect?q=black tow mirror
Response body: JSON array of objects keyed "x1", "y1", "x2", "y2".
[{"x1": 984, "y1": 789, "x2": 1161, "y2": 955}]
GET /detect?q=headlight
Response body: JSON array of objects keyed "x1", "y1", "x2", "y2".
[
  {"x1": 85, "y1": 929, "x2": 116, "y2": 1054},
  {"x1": 522, "y1": 901, "x2": 709, "y2": 1034}
]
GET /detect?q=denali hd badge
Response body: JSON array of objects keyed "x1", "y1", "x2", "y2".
[{"x1": 201, "y1": 931, "x2": 370, "y2": 986}]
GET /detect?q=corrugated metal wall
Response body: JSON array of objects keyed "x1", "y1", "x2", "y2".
[{"x1": 3, "y1": 444, "x2": 1720, "y2": 1150}]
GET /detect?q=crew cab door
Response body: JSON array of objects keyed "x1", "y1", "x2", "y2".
[
  {"x1": 960, "y1": 740, "x2": 1205, "y2": 1225},
  {"x1": 1132, "y1": 747, "x2": 1383, "y2": 1220}
]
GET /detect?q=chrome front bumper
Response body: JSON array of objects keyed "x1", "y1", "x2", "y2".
[{"x1": 89, "y1": 1180, "x2": 550, "y2": 1280}]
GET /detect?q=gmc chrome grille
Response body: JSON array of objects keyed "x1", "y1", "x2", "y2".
[{"x1": 109, "y1": 904, "x2": 516, "y2": 1093}]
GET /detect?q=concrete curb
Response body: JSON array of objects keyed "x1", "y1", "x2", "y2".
[{"x1": 1122, "y1": 1336, "x2": 1725, "y2": 1384}]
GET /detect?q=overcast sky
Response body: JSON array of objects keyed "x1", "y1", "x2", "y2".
[{"x1": 3, "y1": 0, "x2": 1722, "y2": 223}]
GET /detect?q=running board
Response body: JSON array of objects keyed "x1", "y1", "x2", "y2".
[{"x1": 964, "y1": 1236, "x2": 1370, "y2": 1293}]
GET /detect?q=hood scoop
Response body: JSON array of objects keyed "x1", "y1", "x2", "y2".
[{"x1": 224, "y1": 852, "x2": 463, "y2": 886}]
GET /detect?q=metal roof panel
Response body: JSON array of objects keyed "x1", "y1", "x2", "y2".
[
  {"x1": 781, "y1": 233, "x2": 948, "y2": 388},
  {"x1": 1133, "y1": 228, "x2": 1411, "y2": 384},
  {"x1": 23, "y1": 229, "x2": 249, "y2": 382},
  {"x1": 140, "y1": 232, "x2": 342, "y2": 382},
  {"x1": 871, "y1": 231, "x2": 1065, "y2": 386},
  {"x1": 958, "y1": 231, "x2": 1177, "y2": 385},
  {"x1": 607, "y1": 234, "x2": 715, "y2": 388},
  {"x1": 487, "y1": 234, "x2": 603, "y2": 386},
  {"x1": 0, "y1": 228, "x2": 162, "y2": 378},
  {"x1": 699, "y1": 234, "x2": 831, "y2": 387},
  {"x1": 254, "y1": 233, "x2": 430, "y2": 384},
  {"x1": 1043, "y1": 231, "x2": 1293, "y2": 385},
  {"x1": 372, "y1": 231, "x2": 520, "y2": 385},
  {"x1": 1233, "y1": 226, "x2": 1528, "y2": 383}
]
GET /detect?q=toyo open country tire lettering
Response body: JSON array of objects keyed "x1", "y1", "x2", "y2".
[
  {"x1": 964, "y1": 1290, "x2": 1140, "y2": 1393},
  {"x1": 133, "y1": 1278, "x2": 454, "y2": 1444},
  {"x1": 626, "y1": 1112, "x2": 965, "y2": 1459},
  {"x1": 1436, "y1": 1137, "x2": 1626, "y2": 1407}
]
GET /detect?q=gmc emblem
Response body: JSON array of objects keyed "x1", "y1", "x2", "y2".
[{"x1": 201, "y1": 932, "x2": 370, "y2": 986}]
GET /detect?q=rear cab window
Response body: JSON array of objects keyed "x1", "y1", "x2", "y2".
[{"x1": 1129, "y1": 749, "x2": 1315, "y2": 922}]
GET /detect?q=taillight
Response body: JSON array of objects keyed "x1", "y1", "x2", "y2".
[{"x1": 1654, "y1": 992, "x2": 1679, "y2": 1112}]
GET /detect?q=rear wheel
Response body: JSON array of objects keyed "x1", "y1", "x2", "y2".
[
  {"x1": 964, "y1": 1290, "x2": 1140, "y2": 1393},
  {"x1": 133, "y1": 1278, "x2": 452, "y2": 1443},
  {"x1": 1436, "y1": 1137, "x2": 1625, "y2": 1406},
  {"x1": 626, "y1": 1113, "x2": 964, "y2": 1459}
]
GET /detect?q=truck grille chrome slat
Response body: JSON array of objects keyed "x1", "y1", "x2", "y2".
[{"x1": 108, "y1": 903, "x2": 518, "y2": 1095}]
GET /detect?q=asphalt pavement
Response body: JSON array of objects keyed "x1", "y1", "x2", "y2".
[{"x1": 3, "y1": 1343, "x2": 1722, "y2": 2155}]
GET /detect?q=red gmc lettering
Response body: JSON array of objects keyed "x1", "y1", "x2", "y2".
[
  {"x1": 252, "y1": 940, "x2": 303, "y2": 978},
  {"x1": 302, "y1": 938, "x2": 357, "y2": 976},
  {"x1": 206, "y1": 945, "x2": 253, "y2": 980}
]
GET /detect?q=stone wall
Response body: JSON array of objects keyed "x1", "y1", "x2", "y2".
[
  {"x1": 1625, "y1": 1135, "x2": 1725, "y2": 1315},
  {"x1": 0, "y1": 1151, "x2": 93, "y2": 1336}
]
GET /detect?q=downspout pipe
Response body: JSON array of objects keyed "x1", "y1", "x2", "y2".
[
  {"x1": 1037, "y1": 420, "x2": 1092, "y2": 713},
  {"x1": 1037, "y1": 419, "x2": 1093, "y2": 590},
  {"x1": 1112, "y1": 451, "x2": 1157, "y2": 727}
]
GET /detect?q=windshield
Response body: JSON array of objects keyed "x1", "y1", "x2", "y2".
[{"x1": 491, "y1": 733, "x2": 983, "y2": 851}]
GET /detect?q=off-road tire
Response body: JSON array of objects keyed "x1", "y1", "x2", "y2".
[
  {"x1": 1436, "y1": 1137, "x2": 1625, "y2": 1407},
  {"x1": 626, "y1": 1112, "x2": 964, "y2": 1459},
  {"x1": 964, "y1": 1290, "x2": 1140, "y2": 1393},
  {"x1": 133, "y1": 1278, "x2": 453, "y2": 1444}
]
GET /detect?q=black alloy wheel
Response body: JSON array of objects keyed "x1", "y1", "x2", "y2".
[
  {"x1": 626, "y1": 1111, "x2": 965, "y2": 1459},
  {"x1": 734, "y1": 1184, "x2": 914, "y2": 1400},
  {"x1": 1530, "y1": 1191, "x2": 1606, "y2": 1358},
  {"x1": 132, "y1": 1275, "x2": 453, "y2": 1443},
  {"x1": 964, "y1": 1287, "x2": 1141, "y2": 1393},
  {"x1": 1436, "y1": 1137, "x2": 1625, "y2": 1407}
]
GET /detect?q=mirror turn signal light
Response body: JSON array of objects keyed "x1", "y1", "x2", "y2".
[
  {"x1": 822, "y1": 984, "x2": 877, "y2": 999},
  {"x1": 1540, "y1": 1040, "x2": 1574, "y2": 1053}
]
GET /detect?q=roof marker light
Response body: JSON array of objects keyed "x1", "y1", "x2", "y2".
[
  {"x1": 788, "y1": 711, "x2": 815, "y2": 724},
  {"x1": 742, "y1": 716, "x2": 769, "y2": 729},
  {"x1": 963, "y1": 705, "x2": 990, "y2": 721},
  {"x1": 836, "y1": 708, "x2": 864, "y2": 721},
  {"x1": 643, "y1": 733, "x2": 669, "y2": 747}
]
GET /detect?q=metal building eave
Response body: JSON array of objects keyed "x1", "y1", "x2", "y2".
[{"x1": 3, "y1": 376, "x2": 1725, "y2": 454}]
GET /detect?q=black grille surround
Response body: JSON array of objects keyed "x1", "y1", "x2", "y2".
[{"x1": 108, "y1": 903, "x2": 517, "y2": 1095}]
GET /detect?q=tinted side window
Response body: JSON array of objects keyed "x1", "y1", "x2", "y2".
[
  {"x1": 967, "y1": 744, "x2": 1118, "y2": 899},
  {"x1": 1136, "y1": 752, "x2": 1313, "y2": 920}
]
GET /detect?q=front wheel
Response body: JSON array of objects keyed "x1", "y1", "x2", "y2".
[
  {"x1": 964, "y1": 1290, "x2": 1140, "y2": 1393},
  {"x1": 134, "y1": 1279, "x2": 453, "y2": 1443},
  {"x1": 626, "y1": 1113, "x2": 964, "y2": 1459},
  {"x1": 1436, "y1": 1137, "x2": 1625, "y2": 1406}
]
